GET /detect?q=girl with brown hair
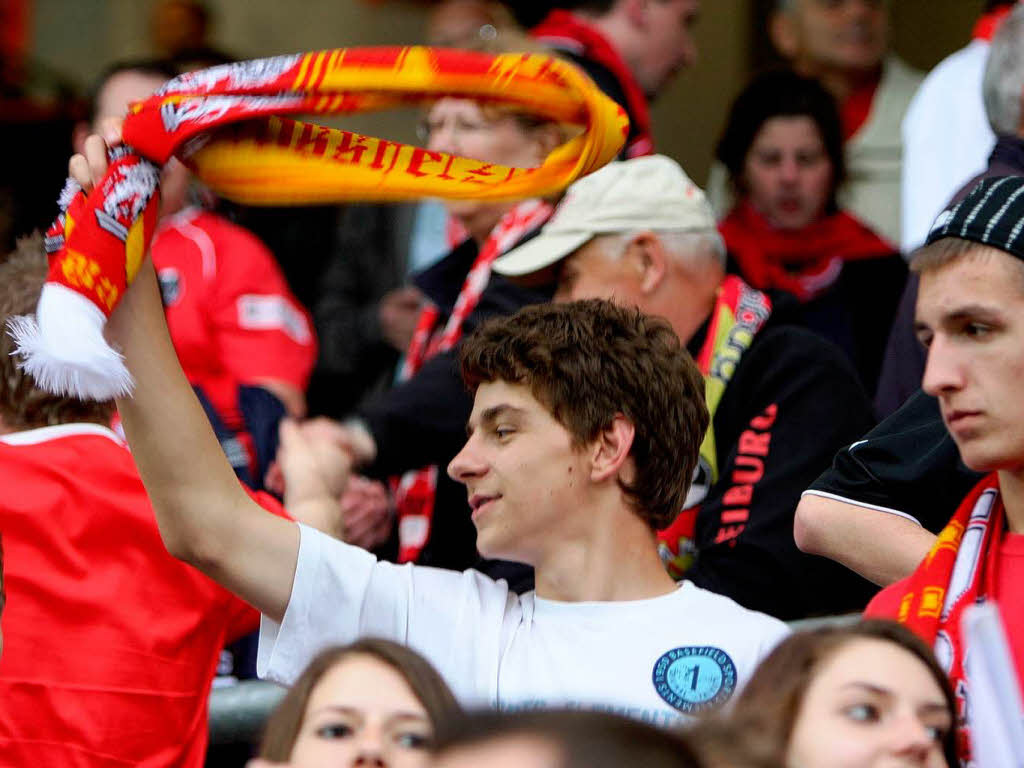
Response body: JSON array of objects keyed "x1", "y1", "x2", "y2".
[
  {"x1": 729, "y1": 620, "x2": 958, "y2": 768},
  {"x1": 253, "y1": 638, "x2": 461, "y2": 768}
]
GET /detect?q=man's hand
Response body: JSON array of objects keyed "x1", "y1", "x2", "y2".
[
  {"x1": 277, "y1": 418, "x2": 353, "y2": 506},
  {"x1": 340, "y1": 476, "x2": 394, "y2": 551},
  {"x1": 276, "y1": 418, "x2": 355, "y2": 540},
  {"x1": 378, "y1": 285, "x2": 424, "y2": 352},
  {"x1": 298, "y1": 416, "x2": 377, "y2": 466}
]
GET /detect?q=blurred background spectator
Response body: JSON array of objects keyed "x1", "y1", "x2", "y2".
[{"x1": 715, "y1": 68, "x2": 905, "y2": 397}]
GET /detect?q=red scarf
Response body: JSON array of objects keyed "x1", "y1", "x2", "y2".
[
  {"x1": 879, "y1": 473, "x2": 1006, "y2": 762},
  {"x1": 532, "y1": 10, "x2": 653, "y2": 158},
  {"x1": 392, "y1": 199, "x2": 554, "y2": 563},
  {"x1": 719, "y1": 202, "x2": 893, "y2": 302}
]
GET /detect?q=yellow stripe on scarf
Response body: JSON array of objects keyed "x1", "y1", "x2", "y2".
[{"x1": 123, "y1": 47, "x2": 629, "y2": 205}]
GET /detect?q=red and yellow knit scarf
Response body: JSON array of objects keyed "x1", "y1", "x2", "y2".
[
  {"x1": 10, "y1": 46, "x2": 627, "y2": 401},
  {"x1": 657, "y1": 276, "x2": 772, "y2": 578},
  {"x1": 880, "y1": 473, "x2": 1006, "y2": 762}
]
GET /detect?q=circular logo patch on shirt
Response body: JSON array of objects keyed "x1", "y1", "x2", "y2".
[{"x1": 652, "y1": 646, "x2": 736, "y2": 714}]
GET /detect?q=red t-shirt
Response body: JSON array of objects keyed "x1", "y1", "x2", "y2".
[
  {"x1": 0, "y1": 424, "x2": 288, "y2": 767},
  {"x1": 153, "y1": 208, "x2": 316, "y2": 427},
  {"x1": 867, "y1": 531, "x2": 1024, "y2": 694}
]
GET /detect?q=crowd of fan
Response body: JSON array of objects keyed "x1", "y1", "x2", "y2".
[{"x1": 1, "y1": 0, "x2": 1023, "y2": 766}]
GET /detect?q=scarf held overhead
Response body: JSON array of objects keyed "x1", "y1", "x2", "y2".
[
  {"x1": 532, "y1": 9, "x2": 653, "y2": 158},
  {"x1": 9, "y1": 46, "x2": 627, "y2": 401}
]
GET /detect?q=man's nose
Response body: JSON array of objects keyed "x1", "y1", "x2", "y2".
[
  {"x1": 448, "y1": 436, "x2": 486, "y2": 482},
  {"x1": 921, "y1": 336, "x2": 964, "y2": 397}
]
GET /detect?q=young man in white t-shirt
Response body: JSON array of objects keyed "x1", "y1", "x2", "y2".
[{"x1": 73, "y1": 132, "x2": 788, "y2": 724}]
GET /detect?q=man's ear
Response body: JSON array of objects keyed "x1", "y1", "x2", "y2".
[
  {"x1": 590, "y1": 414, "x2": 636, "y2": 483},
  {"x1": 770, "y1": 10, "x2": 799, "y2": 60},
  {"x1": 628, "y1": 232, "x2": 668, "y2": 295},
  {"x1": 622, "y1": 0, "x2": 649, "y2": 30},
  {"x1": 72, "y1": 121, "x2": 91, "y2": 156}
]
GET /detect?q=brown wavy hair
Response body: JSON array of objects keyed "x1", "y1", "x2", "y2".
[
  {"x1": 459, "y1": 299, "x2": 708, "y2": 529},
  {"x1": 0, "y1": 234, "x2": 115, "y2": 430},
  {"x1": 259, "y1": 638, "x2": 462, "y2": 761},
  {"x1": 729, "y1": 620, "x2": 958, "y2": 767}
]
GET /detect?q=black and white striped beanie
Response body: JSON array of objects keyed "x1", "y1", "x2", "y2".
[{"x1": 927, "y1": 176, "x2": 1024, "y2": 259}]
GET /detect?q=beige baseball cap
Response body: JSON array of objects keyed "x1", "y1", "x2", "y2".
[{"x1": 494, "y1": 155, "x2": 717, "y2": 277}]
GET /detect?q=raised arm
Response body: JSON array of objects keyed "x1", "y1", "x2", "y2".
[
  {"x1": 111, "y1": 256, "x2": 299, "y2": 621},
  {"x1": 73, "y1": 134, "x2": 301, "y2": 622}
]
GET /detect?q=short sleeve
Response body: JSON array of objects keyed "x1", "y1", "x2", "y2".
[
  {"x1": 805, "y1": 390, "x2": 981, "y2": 532},
  {"x1": 258, "y1": 524, "x2": 515, "y2": 705}
]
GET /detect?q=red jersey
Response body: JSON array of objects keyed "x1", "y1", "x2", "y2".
[
  {"x1": 0, "y1": 424, "x2": 286, "y2": 767},
  {"x1": 153, "y1": 208, "x2": 316, "y2": 428},
  {"x1": 867, "y1": 531, "x2": 1024, "y2": 709}
]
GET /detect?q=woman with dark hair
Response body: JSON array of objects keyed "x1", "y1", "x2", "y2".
[
  {"x1": 254, "y1": 638, "x2": 462, "y2": 767},
  {"x1": 716, "y1": 69, "x2": 906, "y2": 396},
  {"x1": 729, "y1": 620, "x2": 958, "y2": 768}
]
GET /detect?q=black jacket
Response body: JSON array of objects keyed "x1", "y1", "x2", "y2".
[
  {"x1": 808, "y1": 390, "x2": 981, "y2": 534},
  {"x1": 683, "y1": 308, "x2": 879, "y2": 619}
]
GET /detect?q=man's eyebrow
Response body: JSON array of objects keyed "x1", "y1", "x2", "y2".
[
  {"x1": 916, "y1": 304, "x2": 1005, "y2": 331},
  {"x1": 466, "y1": 404, "x2": 525, "y2": 437}
]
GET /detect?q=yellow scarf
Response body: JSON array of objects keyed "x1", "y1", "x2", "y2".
[{"x1": 123, "y1": 46, "x2": 629, "y2": 204}]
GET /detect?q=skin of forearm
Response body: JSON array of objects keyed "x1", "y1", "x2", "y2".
[
  {"x1": 111, "y1": 261, "x2": 255, "y2": 564},
  {"x1": 794, "y1": 495, "x2": 937, "y2": 587},
  {"x1": 111, "y1": 260, "x2": 298, "y2": 621}
]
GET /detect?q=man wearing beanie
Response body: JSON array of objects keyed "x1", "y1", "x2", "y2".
[
  {"x1": 861, "y1": 176, "x2": 1024, "y2": 761},
  {"x1": 494, "y1": 155, "x2": 876, "y2": 620}
]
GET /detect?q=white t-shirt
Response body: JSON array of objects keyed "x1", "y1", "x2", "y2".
[
  {"x1": 259, "y1": 525, "x2": 790, "y2": 725},
  {"x1": 900, "y1": 40, "x2": 995, "y2": 253}
]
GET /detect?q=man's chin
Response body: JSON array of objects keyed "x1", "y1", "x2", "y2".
[{"x1": 957, "y1": 441, "x2": 1014, "y2": 475}]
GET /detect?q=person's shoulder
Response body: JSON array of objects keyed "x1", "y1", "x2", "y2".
[
  {"x1": 191, "y1": 209, "x2": 278, "y2": 254},
  {"x1": 922, "y1": 39, "x2": 990, "y2": 85},
  {"x1": 838, "y1": 250, "x2": 907, "y2": 285},
  {"x1": 0, "y1": 423, "x2": 127, "y2": 452},
  {"x1": 882, "y1": 54, "x2": 926, "y2": 91},
  {"x1": 745, "y1": 320, "x2": 853, "y2": 371}
]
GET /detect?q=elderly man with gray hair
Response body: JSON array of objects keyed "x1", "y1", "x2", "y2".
[{"x1": 493, "y1": 155, "x2": 875, "y2": 620}]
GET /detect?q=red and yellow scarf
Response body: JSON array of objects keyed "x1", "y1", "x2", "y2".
[
  {"x1": 870, "y1": 473, "x2": 1007, "y2": 762},
  {"x1": 532, "y1": 9, "x2": 653, "y2": 159},
  {"x1": 10, "y1": 47, "x2": 626, "y2": 401},
  {"x1": 657, "y1": 276, "x2": 772, "y2": 577}
]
